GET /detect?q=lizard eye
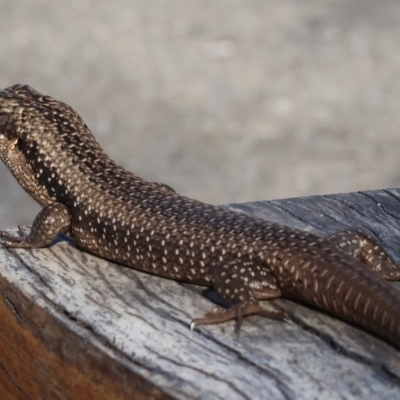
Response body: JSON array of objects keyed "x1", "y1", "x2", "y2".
[
  {"x1": 0, "y1": 112, "x2": 11, "y2": 137},
  {"x1": 0, "y1": 114, "x2": 6, "y2": 140},
  {"x1": 0, "y1": 112, "x2": 15, "y2": 140},
  {"x1": 0, "y1": 112, "x2": 10, "y2": 127}
]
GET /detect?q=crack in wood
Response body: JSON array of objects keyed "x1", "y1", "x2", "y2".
[
  {"x1": 2, "y1": 293, "x2": 23, "y2": 323},
  {"x1": 144, "y1": 343, "x2": 268, "y2": 400},
  {"x1": 288, "y1": 313, "x2": 400, "y2": 384},
  {"x1": 367, "y1": 190, "x2": 400, "y2": 223},
  {"x1": 190, "y1": 330, "x2": 297, "y2": 400},
  {"x1": 0, "y1": 361, "x2": 32, "y2": 400},
  {"x1": 6, "y1": 249, "x2": 54, "y2": 292},
  {"x1": 269, "y1": 202, "x2": 314, "y2": 227}
]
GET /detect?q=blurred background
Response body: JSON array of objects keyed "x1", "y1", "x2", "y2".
[{"x1": 0, "y1": 0, "x2": 400, "y2": 227}]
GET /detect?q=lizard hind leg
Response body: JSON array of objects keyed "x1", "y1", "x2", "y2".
[
  {"x1": 327, "y1": 229, "x2": 400, "y2": 280},
  {"x1": 190, "y1": 259, "x2": 285, "y2": 332}
]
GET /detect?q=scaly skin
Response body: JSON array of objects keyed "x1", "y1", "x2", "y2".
[{"x1": 0, "y1": 84, "x2": 400, "y2": 346}]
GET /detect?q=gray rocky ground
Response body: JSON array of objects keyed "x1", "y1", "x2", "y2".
[{"x1": 0, "y1": 0, "x2": 399, "y2": 227}]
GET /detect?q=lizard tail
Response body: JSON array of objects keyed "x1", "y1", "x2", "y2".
[{"x1": 282, "y1": 256, "x2": 400, "y2": 348}]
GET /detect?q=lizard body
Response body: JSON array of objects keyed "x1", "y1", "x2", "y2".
[{"x1": 0, "y1": 84, "x2": 400, "y2": 347}]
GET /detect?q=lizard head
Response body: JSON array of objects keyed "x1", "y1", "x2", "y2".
[
  {"x1": 0, "y1": 85, "x2": 70, "y2": 174},
  {"x1": 0, "y1": 83, "x2": 83, "y2": 139},
  {"x1": 0, "y1": 85, "x2": 65, "y2": 156},
  {"x1": 0, "y1": 84, "x2": 100, "y2": 206},
  {"x1": 0, "y1": 84, "x2": 112, "y2": 208},
  {"x1": 0, "y1": 85, "x2": 43, "y2": 170},
  {"x1": 0, "y1": 84, "x2": 98, "y2": 167}
]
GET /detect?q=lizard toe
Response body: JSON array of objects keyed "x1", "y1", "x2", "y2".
[{"x1": 190, "y1": 301, "x2": 286, "y2": 332}]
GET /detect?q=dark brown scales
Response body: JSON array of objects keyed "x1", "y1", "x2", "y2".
[{"x1": 1, "y1": 84, "x2": 400, "y2": 347}]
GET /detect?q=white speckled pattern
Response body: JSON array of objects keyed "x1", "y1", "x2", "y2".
[{"x1": 1, "y1": 85, "x2": 400, "y2": 347}]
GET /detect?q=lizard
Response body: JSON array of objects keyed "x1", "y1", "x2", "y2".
[{"x1": 0, "y1": 84, "x2": 400, "y2": 348}]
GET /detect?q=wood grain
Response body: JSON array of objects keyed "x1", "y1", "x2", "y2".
[{"x1": 1, "y1": 189, "x2": 400, "y2": 399}]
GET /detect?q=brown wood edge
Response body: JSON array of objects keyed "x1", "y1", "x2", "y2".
[{"x1": 0, "y1": 271, "x2": 173, "y2": 400}]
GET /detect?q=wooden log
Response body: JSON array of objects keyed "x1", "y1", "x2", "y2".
[{"x1": 1, "y1": 189, "x2": 400, "y2": 399}]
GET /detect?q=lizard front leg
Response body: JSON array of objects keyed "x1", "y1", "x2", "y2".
[
  {"x1": 191, "y1": 259, "x2": 286, "y2": 331},
  {"x1": 0, "y1": 202, "x2": 70, "y2": 248},
  {"x1": 327, "y1": 229, "x2": 400, "y2": 280}
]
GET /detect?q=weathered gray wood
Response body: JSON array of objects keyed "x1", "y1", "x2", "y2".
[{"x1": 1, "y1": 189, "x2": 400, "y2": 399}]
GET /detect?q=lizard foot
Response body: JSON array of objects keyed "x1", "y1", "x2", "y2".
[
  {"x1": 190, "y1": 302, "x2": 286, "y2": 333},
  {"x1": 0, "y1": 203, "x2": 71, "y2": 249},
  {"x1": 0, "y1": 226, "x2": 33, "y2": 248}
]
